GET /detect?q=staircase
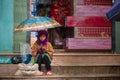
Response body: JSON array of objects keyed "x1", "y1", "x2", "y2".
[{"x1": 0, "y1": 49, "x2": 120, "y2": 80}]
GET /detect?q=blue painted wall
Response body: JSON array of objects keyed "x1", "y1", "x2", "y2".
[{"x1": 0, "y1": 0, "x2": 14, "y2": 53}]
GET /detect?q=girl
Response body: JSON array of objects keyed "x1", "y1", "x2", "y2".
[{"x1": 31, "y1": 30, "x2": 54, "y2": 76}]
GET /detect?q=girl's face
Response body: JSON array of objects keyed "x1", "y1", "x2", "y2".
[{"x1": 39, "y1": 34, "x2": 46, "y2": 41}]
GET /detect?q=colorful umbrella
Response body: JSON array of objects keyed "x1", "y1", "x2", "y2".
[{"x1": 15, "y1": 16, "x2": 61, "y2": 32}]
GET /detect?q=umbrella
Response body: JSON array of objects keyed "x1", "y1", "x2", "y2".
[{"x1": 15, "y1": 16, "x2": 61, "y2": 32}]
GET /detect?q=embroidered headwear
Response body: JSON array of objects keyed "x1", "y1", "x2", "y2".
[{"x1": 37, "y1": 30, "x2": 48, "y2": 45}]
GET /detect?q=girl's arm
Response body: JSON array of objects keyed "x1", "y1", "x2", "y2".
[
  {"x1": 31, "y1": 42, "x2": 38, "y2": 59},
  {"x1": 47, "y1": 42, "x2": 54, "y2": 59}
]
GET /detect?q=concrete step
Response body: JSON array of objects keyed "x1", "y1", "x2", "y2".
[
  {"x1": 0, "y1": 74, "x2": 120, "y2": 80},
  {"x1": 0, "y1": 63, "x2": 120, "y2": 75},
  {"x1": 0, "y1": 53, "x2": 120, "y2": 75},
  {"x1": 0, "y1": 50, "x2": 120, "y2": 79},
  {"x1": 0, "y1": 49, "x2": 113, "y2": 55},
  {"x1": 53, "y1": 53, "x2": 120, "y2": 66},
  {"x1": 0, "y1": 53, "x2": 120, "y2": 65}
]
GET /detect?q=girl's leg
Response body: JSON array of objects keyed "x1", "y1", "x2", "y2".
[
  {"x1": 43, "y1": 55, "x2": 51, "y2": 71},
  {"x1": 36, "y1": 54, "x2": 43, "y2": 71}
]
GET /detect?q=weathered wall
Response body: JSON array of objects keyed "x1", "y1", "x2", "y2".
[
  {"x1": 114, "y1": 22, "x2": 120, "y2": 53},
  {"x1": 13, "y1": 0, "x2": 28, "y2": 52},
  {"x1": 0, "y1": 0, "x2": 14, "y2": 53}
]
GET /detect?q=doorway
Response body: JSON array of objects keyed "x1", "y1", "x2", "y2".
[{"x1": 35, "y1": 0, "x2": 74, "y2": 49}]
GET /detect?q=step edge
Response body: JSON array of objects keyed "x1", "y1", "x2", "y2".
[
  {"x1": 0, "y1": 74, "x2": 119, "y2": 79},
  {"x1": 0, "y1": 53, "x2": 120, "y2": 56},
  {"x1": 0, "y1": 63, "x2": 120, "y2": 67}
]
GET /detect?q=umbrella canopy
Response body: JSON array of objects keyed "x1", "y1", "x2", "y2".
[{"x1": 15, "y1": 17, "x2": 61, "y2": 32}]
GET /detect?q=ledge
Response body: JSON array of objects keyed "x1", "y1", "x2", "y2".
[{"x1": 0, "y1": 74, "x2": 119, "y2": 79}]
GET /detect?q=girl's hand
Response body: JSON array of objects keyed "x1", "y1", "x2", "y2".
[{"x1": 39, "y1": 48, "x2": 46, "y2": 53}]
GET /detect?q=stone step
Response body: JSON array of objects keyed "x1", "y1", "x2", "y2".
[
  {"x1": 0, "y1": 50, "x2": 120, "y2": 79},
  {"x1": 53, "y1": 53, "x2": 120, "y2": 66},
  {"x1": 52, "y1": 63, "x2": 120, "y2": 75},
  {"x1": 0, "y1": 63, "x2": 120, "y2": 75},
  {"x1": 0, "y1": 74, "x2": 120, "y2": 80},
  {"x1": 0, "y1": 49, "x2": 113, "y2": 55},
  {"x1": 0, "y1": 53, "x2": 120, "y2": 65}
]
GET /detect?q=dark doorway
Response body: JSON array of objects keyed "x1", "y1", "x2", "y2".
[{"x1": 35, "y1": 0, "x2": 74, "y2": 49}]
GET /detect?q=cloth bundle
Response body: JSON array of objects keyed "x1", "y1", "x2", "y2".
[{"x1": 15, "y1": 63, "x2": 40, "y2": 75}]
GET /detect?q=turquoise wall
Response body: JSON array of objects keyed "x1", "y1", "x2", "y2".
[
  {"x1": 0, "y1": 0, "x2": 14, "y2": 53},
  {"x1": 0, "y1": 0, "x2": 1, "y2": 17}
]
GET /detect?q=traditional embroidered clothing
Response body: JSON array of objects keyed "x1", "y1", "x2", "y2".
[
  {"x1": 31, "y1": 41, "x2": 54, "y2": 60},
  {"x1": 31, "y1": 30, "x2": 54, "y2": 72}
]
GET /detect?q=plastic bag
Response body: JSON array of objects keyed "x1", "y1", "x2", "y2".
[
  {"x1": 20, "y1": 43, "x2": 31, "y2": 55},
  {"x1": 22, "y1": 54, "x2": 33, "y2": 64},
  {"x1": 11, "y1": 56, "x2": 22, "y2": 64},
  {"x1": 20, "y1": 43, "x2": 33, "y2": 64}
]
